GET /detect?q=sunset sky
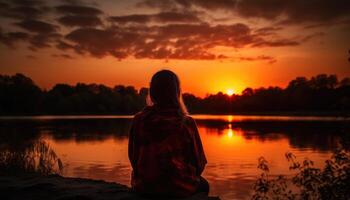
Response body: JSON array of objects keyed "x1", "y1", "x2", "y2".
[{"x1": 0, "y1": 0, "x2": 349, "y2": 96}]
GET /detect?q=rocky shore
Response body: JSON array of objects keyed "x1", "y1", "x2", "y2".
[{"x1": 0, "y1": 174, "x2": 220, "y2": 200}]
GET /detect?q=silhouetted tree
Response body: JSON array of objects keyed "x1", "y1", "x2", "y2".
[
  {"x1": 340, "y1": 78, "x2": 350, "y2": 87},
  {"x1": 0, "y1": 73, "x2": 349, "y2": 115},
  {"x1": 309, "y1": 74, "x2": 338, "y2": 89},
  {"x1": 0, "y1": 74, "x2": 42, "y2": 114}
]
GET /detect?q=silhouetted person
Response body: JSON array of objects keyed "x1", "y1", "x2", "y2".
[{"x1": 128, "y1": 70, "x2": 209, "y2": 198}]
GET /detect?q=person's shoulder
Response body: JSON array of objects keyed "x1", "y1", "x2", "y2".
[
  {"x1": 183, "y1": 115, "x2": 197, "y2": 126},
  {"x1": 182, "y1": 115, "x2": 198, "y2": 137},
  {"x1": 132, "y1": 106, "x2": 153, "y2": 120}
]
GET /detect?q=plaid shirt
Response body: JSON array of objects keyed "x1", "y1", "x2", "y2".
[{"x1": 128, "y1": 105, "x2": 207, "y2": 197}]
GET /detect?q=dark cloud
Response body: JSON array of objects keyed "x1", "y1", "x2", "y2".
[
  {"x1": 1, "y1": 6, "x2": 45, "y2": 19},
  {"x1": 11, "y1": 0, "x2": 44, "y2": 7},
  {"x1": 0, "y1": 32, "x2": 60, "y2": 51},
  {"x1": 55, "y1": 40, "x2": 75, "y2": 50},
  {"x1": 156, "y1": 23, "x2": 254, "y2": 48},
  {"x1": 59, "y1": 23, "x2": 299, "y2": 60},
  {"x1": 7, "y1": 32, "x2": 30, "y2": 40},
  {"x1": 0, "y1": 0, "x2": 47, "y2": 19},
  {"x1": 0, "y1": 31, "x2": 30, "y2": 47},
  {"x1": 238, "y1": 0, "x2": 350, "y2": 25},
  {"x1": 11, "y1": 19, "x2": 61, "y2": 50},
  {"x1": 140, "y1": 0, "x2": 350, "y2": 26},
  {"x1": 109, "y1": 14, "x2": 151, "y2": 24},
  {"x1": 154, "y1": 11, "x2": 201, "y2": 23},
  {"x1": 0, "y1": 24, "x2": 60, "y2": 50},
  {"x1": 54, "y1": 3, "x2": 104, "y2": 28},
  {"x1": 0, "y1": 0, "x2": 333, "y2": 61},
  {"x1": 109, "y1": 11, "x2": 202, "y2": 24},
  {"x1": 139, "y1": 0, "x2": 237, "y2": 10},
  {"x1": 65, "y1": 27, "x2": 132, "y2": 58},
  {"x1": 0, "y1": 1, "x2": 9, "y2": 8},
  {"x1": 58, "y1": 15, "x2": 102, "y2": 27},
  {"x1": 52, "y1": 53, "x2": 74, "y2": 59},
  {"x1": 28, "y1": 32, "x2": 61, "y2": 50},
  {"x1": 254, "y1": 27, "x2": 283, "y2": 36},
  {"x1": 237, "y1": 55, "x2": 276, "y2": 64},
  {"x1": 251, "y1": 39, "x2": 299, "y2": 48},
  {"x1": 55, "y1": 5, "x2": 103, "y2": 16},
  {"x1": 235, "y1": 0, "x2": 285, "y2": 20},
  {"x1": 15, "y1": 19, "x2": 58, "y2": 33}
]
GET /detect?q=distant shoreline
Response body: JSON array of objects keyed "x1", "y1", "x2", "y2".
[
  {"x1": 2, "y1": 74, "x2": 350, "y2": 119},
  {"x1": 0, "y1": 111, "x2": 349, "y2": 117},
  {"x1": 0, "y1": 112, "x2": 349, "y2": 122}
]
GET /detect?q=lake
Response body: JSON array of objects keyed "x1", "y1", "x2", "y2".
[{"x1": 0, "y1": 115, "x2": 349, "y2": 199}]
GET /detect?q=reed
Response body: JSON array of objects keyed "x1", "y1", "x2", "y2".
[{"x1": 0, "y1": 140, "x2": 63, "y2": 175}]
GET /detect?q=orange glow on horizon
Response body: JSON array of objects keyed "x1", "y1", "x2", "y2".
[
  {"x1": 226, "y1": 89, "x2": 234, "y2": 96},
  {"x1": 1, "y1": 52, "x2": 349, "y2": 98}
]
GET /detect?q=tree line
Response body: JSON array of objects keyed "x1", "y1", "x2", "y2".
[
  {"x1": 185, "y1": 74, "x2": 350, "y2": 114},
  {"x1": 0, "y1": 73, "x2": 349, "y2": 115}
]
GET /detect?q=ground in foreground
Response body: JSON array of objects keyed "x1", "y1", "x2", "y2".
[{"x1": 0, "y1": 174, "x2": 220, "y2": 200}]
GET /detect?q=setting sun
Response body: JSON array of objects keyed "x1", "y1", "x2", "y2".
[{"x1": 226, "y1": 89, "x2": 235, "y2": 96}]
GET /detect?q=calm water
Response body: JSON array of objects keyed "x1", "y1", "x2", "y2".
[{"x1": 0, "y1": 115, "x2": 349, "y2": 199}]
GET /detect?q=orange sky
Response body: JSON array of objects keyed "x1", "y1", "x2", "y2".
[{"x1": 0, "y1": 0, "x2": 349, "y2": 97}]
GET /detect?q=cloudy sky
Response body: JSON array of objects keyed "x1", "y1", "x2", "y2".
[{"x1": 0, "y1": 0, "x2": 349, "y2": 96}]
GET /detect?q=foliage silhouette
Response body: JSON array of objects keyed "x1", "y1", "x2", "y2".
[
  {"x1": 252, "y1": 139, "x2": 350, "y2": 200},
  {"x1": 0, "y1": 140, "x2": 63, "y2": 175},
  {"x1": 0, "y1": 73, "x2": 349, "y2": 115}
]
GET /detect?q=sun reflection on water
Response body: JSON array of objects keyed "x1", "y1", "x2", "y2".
[
  {"x1": 220, "y1": 124, "x2": 245, "y2": 145},
  {"x1": 227, "y1": 129, "x2": 233, "y2": 138},
  {"x1": 227, "y1": 123, "x2": 234, "y2": 138}
]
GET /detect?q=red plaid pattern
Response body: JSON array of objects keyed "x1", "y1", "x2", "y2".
[{"x1": 128, "y1": 106, "x2": 207, "y2": 197}]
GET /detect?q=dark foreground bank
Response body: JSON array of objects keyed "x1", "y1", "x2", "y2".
[{"x1": 0, "y1": 174, "x2": 220, "y2": 200}]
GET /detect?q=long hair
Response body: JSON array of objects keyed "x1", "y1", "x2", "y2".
[{"x1": 147, "y1": 70, "x2": 188, "y2": 115}]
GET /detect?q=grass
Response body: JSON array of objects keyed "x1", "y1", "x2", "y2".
[{"x1": 0, "y1": 140, "x2": 63, "y2": 175}]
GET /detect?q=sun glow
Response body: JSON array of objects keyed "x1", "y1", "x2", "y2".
[
  {"x1": 227, "y1": 129, "x2": 233, "y2": 138},
  {"x1": 226, "y1": 89, "x2": 234, "y2": 96}
]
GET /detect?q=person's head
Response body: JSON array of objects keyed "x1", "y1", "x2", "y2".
[{"x1": 148, "y1": 70, "x2": 188, "y2": 115}]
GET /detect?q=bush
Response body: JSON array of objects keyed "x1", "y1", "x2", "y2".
[{"x1": 252, "y1": 148, "x2": 350, "y2": 200}]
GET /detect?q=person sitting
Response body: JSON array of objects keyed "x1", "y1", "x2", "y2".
[{"x1": 128, "y1": 70, "x2": 209, "y2": 198}]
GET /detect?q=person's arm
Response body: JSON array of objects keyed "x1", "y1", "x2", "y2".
[
  {"x1": 128, "y1": 116, "x2": 138, "y2": 169},
  {"x1": 189, "y1": 117, "x2": 207, "y2": 175}
]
